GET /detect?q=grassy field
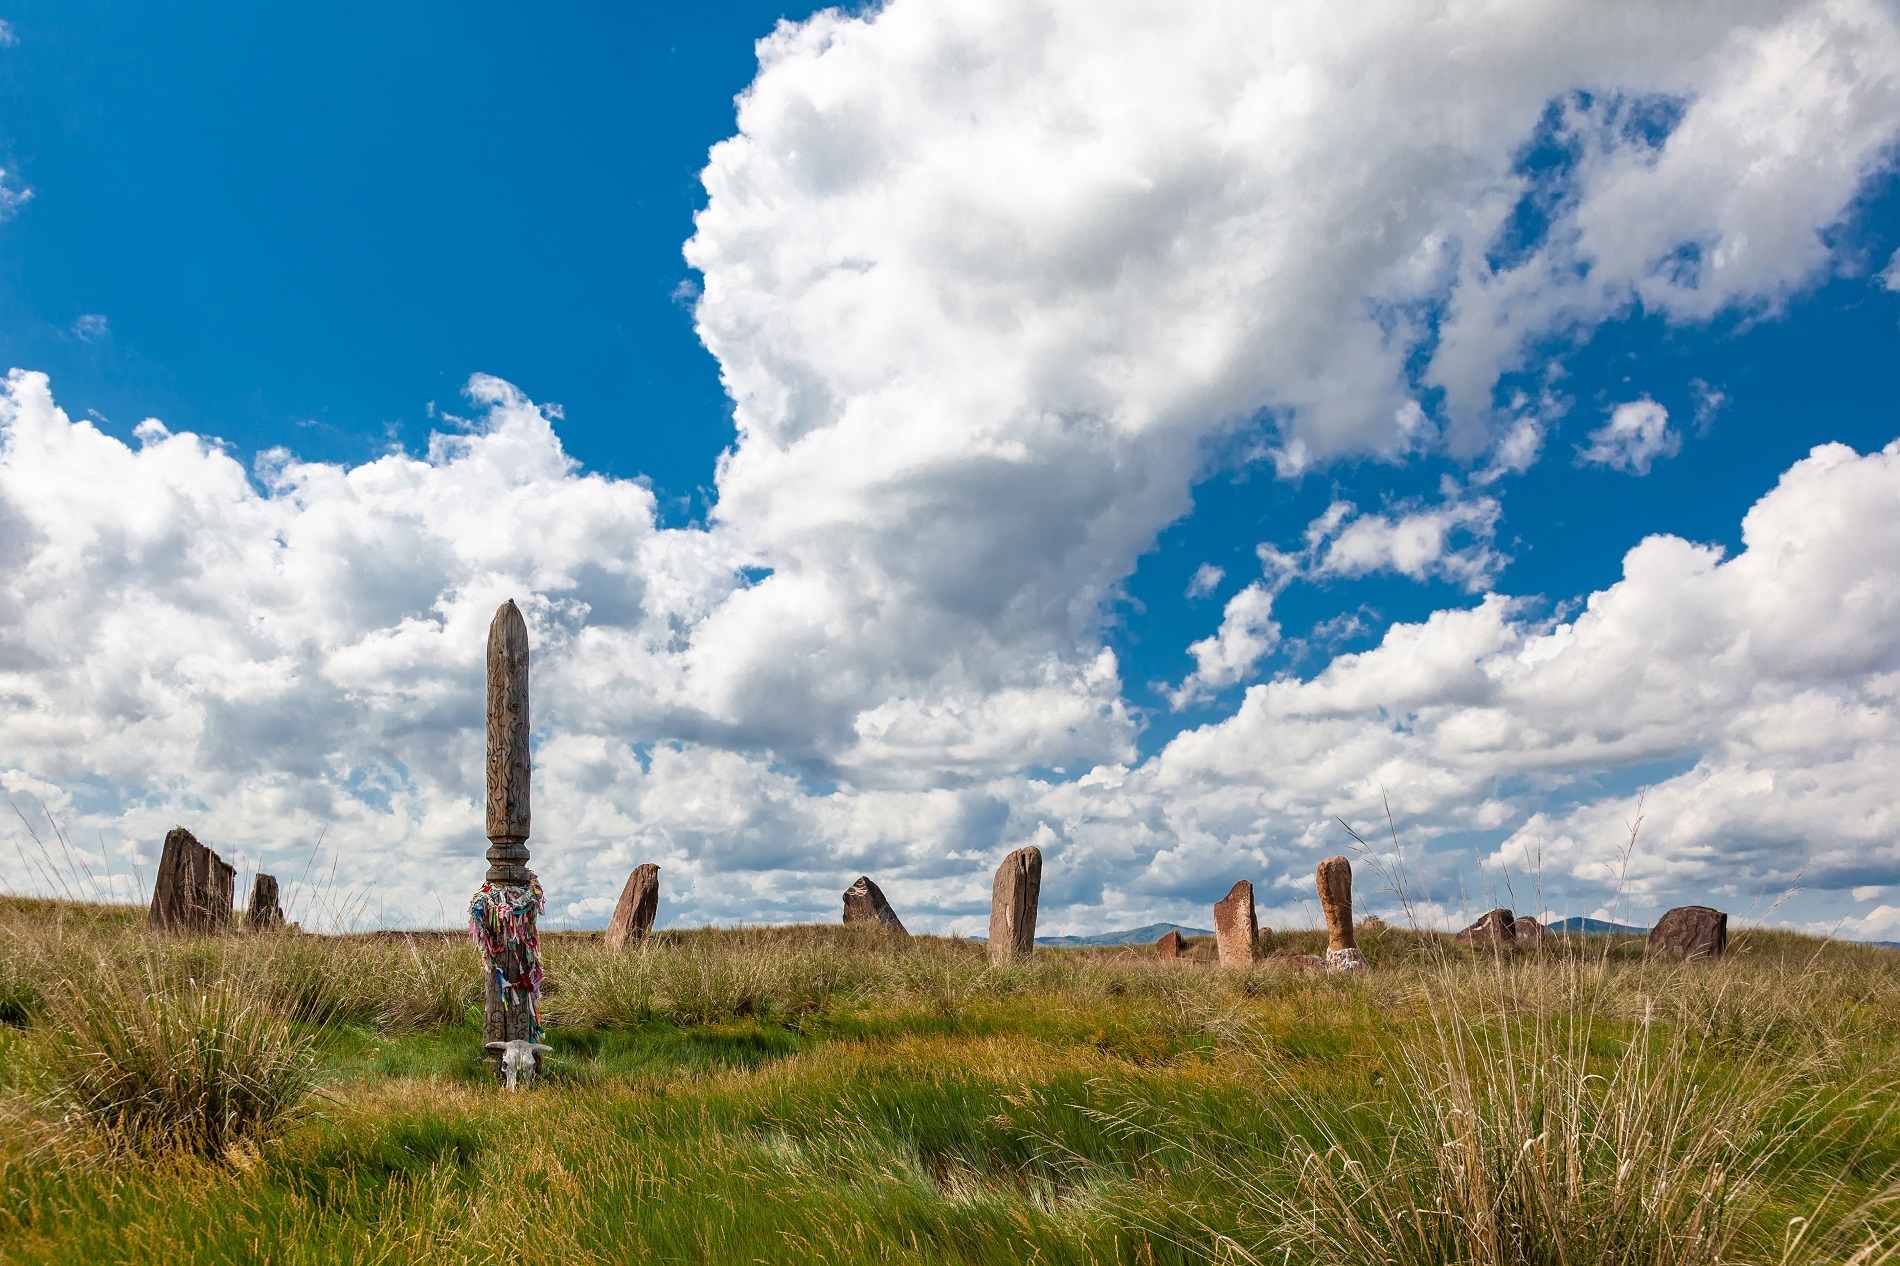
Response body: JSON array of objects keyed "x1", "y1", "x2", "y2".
[{"x1": 2, "y1": 896, "x2": 1898, "y2": 1264}]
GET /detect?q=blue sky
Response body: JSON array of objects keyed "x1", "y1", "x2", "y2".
[
  {"x1": 1, "y1": 1, "x2": 1898, "y2": 938},
  {"x1": 0, "y1": 1, "x2": 823, "y2": 500}
]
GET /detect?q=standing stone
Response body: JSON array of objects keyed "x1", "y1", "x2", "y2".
[
  {"x1": 1213, "y1": 880, "x2": 1260, "y2": 967},
  {"x1": 1649, "y1": 905, "x2": 1727, "y2": 959},
  {"x1": 246, "y1": 872, "x2": 285, "y2": 931},
  {"x1": 1317, "y1": 856, "x2": 1356, "y2": 953},
  {"x1": 1512, "y1": 916, "x2": 1548, "y2": 946},
  {"x1": 1456, "y1": 908, "x2": 1517, "y2": 946},
  {"x1": 1317, "y1": 857, "x2": 1367, "y2": 971},
  {"x1": 842, "y1": 875, "x2": 909, "y2": 935},
  {"x1": 605, "y1": 863, "x2": 660, "y2": 951},
  {"x1": 988, "y1": 846, "x2": 1042, "y2": 964},
  {"x1": 1156, "y1": 929, "x2": 1186, "y2": 960},
  {"x1": 147, "y1": 827, "x2": 235, "y2": 934}
]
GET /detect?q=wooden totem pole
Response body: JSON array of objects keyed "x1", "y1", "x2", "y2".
[{"x1": 468, "y1": 600, "x2": 546, "y2": 1078}]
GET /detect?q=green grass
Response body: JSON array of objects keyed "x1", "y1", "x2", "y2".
[{"x1": 1, "y1": 897, "x2": 1897, "y2": 1263}]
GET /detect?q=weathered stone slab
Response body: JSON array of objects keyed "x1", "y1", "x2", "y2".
[
  {"x1": 1317, "y1": 856, "x2": 1355, "y2": 953},
  {"x1": 148, "y1": 827, "x2": 235, "y2": 934},
  {"x1": 1213, "y1": 880, "x2": 1259, "y2": 967},
  {"x1": 988, "y1": 846, "x2": 1042, "y2": 964},
  {"x1": 246, "y1": 872, "x2": 284, "y2": 931},
  {"x1": 1456, "y1": 907, "x2": 1516, "y2": 946},
  {"x1": 1512, "y1": 916, "x2": 1547, "y2": 945},
  {"x1": 605, "y1": 863, "x2": 660, "y2": 951},
  {"x1": 842, "y1": 875, "x2": 908, "y2": 935},
  {"x1": 1649, "y1": 905, "x2": 1726, "y2": 959},
  {"x1": 1156, "y1": 929, "x2": 1186, "y2": 960}
]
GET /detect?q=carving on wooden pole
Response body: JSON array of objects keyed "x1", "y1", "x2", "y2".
[
  {"x1": 147, "y1": 827, "x2": 235, "y2": 934},
  {"x1": 485, "y1": 598, "x2": 532, "y2": 873},
  {"x1": 468, "y1": 599, "x2": 545, "y2": 1083},
  {"x1": 605, "y1": 863, "x2": 660, "y2": 951},
  {"x1": 842, "y1": 875, "x2": 908, "y2": 935},
  {"x1": 1316, "y1": 856, "x2": 1365, "y2": 971},
  {"x1": 1212, "y1": 880, "x2": 1259, "y2": 967},
  {"x1": 246, "y1": 873, "x2": 285, "y2": 931},
  {"x1": 988, "y1": 845, "x2": 1042, "y2": 963}
]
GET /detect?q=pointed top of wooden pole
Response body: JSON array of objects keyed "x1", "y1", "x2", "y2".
[{"x1": 485, "y1": 600, "x2": 531, "y2": 874}]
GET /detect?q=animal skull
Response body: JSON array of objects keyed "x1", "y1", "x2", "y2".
[{"x1": 484, "y1": 1038, "x2": 552, "y2": 1090}]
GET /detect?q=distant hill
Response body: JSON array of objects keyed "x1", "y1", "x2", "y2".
[
  {"x1": 1035, "y1": 922, "x2": 1214, "y2": 947},
  {"x1": 1547, "y1": 916, "x2": 1649, "y2": 935}
]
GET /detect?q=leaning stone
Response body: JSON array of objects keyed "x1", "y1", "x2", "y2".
[
  {"x1": 842, "y1": 875, "x2": 908, "y2": 935},
  {"x1": 147, "y1": 827, "x2": 235, "y2": 934},
  {"x1": 988, "y1": 846, "x2": 1042, "y2": 964},
  {"x1": 1512, "y1": 916, "x2": 1548, "y2": 945},
  {"x1": 1648, "y1": 905, "x2": 1726, "y2": 959},
  {"x1": 1213, "y1": 880, "x2": 1260, "y2": 967},
  {"x1": 1156, "y1": 929, "x2": 1186, "y2": 960},
  {"x1": 245, "y1": 873, "x2": 284, "y2": 931},
  {"x1": 605, "y1": 863, "x2": 660, "y2": 951},
  {"x1": 1455, "y1": 908, "x2": 1517, "y2": 946}
]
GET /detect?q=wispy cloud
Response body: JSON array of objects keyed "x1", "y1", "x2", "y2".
[
  {"x1": 0, "y1": 168, "x2": 31, "y2": 221},
  {"x1": 1578, "y1": 399, "x2": 1680, "y2": 475},
  {"x1": 1185, "y1": 563, "x2": 1223, "y2": 599}
]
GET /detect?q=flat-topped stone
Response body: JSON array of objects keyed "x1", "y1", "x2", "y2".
[
  {"x1": 1512, "y1": 916, "x2": 1547, "y2": 946},
  {"x1": 842, "y1": 875, "x2": 908, "y2": 935},
  {"x1": 246, "y1": 872, "x2": 284, "y2": 931}
]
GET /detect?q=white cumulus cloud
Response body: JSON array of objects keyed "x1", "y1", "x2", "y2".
[
  {"x1": 1168, "y1": 582, "x2": 1281, "y2": 709},
  {"x1": 1579, "y1": 399, "x2": 1681, "y2": 474},
  {"x1": 3, "y1": 0, "x2": 1900, "y2": 936}
]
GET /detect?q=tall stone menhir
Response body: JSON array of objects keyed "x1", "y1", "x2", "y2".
[
  {"x1": 988, "y1": 846, "x2": 1042, "y2": 963},
  {"x1": 605, "y1": 863, "x2": 660, "y2": 951},
  {"x1": 468, "y1": 599, "x2": 547, "y2": 1082},
  {"x1": 1316, "y1": 856, "x2": 1365, "y2": 971},
  {"x1": 1212, "y1": 880, "x2": 1259, "y2": 967}
]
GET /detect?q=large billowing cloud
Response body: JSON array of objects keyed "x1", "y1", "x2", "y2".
[{"x1": 3, "y1": 0, "x2": 1898, "y2": 933}]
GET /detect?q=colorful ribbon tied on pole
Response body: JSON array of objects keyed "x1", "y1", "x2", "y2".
[
  {"x1": 468, "y1": 873, "x2": 545, "y2": 1038},
  {"x1": 1324, "y1": 947, "x2": 1367, "y2": 972}
]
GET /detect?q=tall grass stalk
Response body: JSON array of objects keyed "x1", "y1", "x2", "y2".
[{"x1": 1123, "y1": 942, "x2": 1900, "y2": 1265}]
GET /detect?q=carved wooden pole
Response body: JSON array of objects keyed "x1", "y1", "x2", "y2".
[
  {"x1": 469, "y1": 599, "x2": 546, "y2": 1081},
  {"x1": 486, "y1": 599, "x2": 532, "y2": 883}
]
